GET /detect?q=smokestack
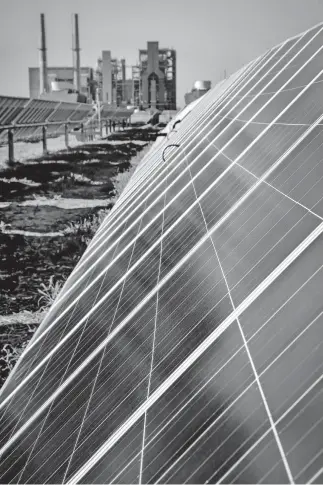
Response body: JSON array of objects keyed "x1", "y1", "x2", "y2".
[
  {"x1": 121, "y1": 58, "x2": 126, "y2": 102},
  {"x1": 39, "y1": 13, "x2": 48, "y2": 94},
  {"x1": 72, "y1": 13, "x2": 81, "y2": 92}
]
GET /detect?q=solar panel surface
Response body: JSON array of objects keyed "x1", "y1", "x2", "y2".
[{"x1": 0, "y1": 21, "x2": 323, "y2": 484}]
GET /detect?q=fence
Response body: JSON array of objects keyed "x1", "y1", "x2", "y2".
[{"x1": 0, "y1": 96, "x2": 134, "y2": 162}]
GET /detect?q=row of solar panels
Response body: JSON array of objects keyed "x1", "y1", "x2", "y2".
[
  {"x1": 2, "y1": 20, "x2": 323, "y2": 483},
  {"x1": 0, "y1": 96, "x2": 133, "y2": 143}
]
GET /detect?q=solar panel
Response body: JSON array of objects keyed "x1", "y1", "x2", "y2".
[{"x1": 1, "y1": 21, "x2": 323, "y2": 483}]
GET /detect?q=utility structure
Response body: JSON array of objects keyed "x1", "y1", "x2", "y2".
[
  {"x1": 139, "y1": 41, "x2": 176, "y2": 110},
  {"x1": 72, "y1": 13, "x2": 81, "y2": 93},
  {"x1": 98, "y1": 52, "x2": 133, "y2": 106},
  {"x1": 29, "y1": 13, "x2": 91, "y2": 102},
  {"x1": 39, "y1": 13, "x2": 49, "y2": 94},
  {"x1": 98, "y1": 42, "x2": 177, "y2": 109}
]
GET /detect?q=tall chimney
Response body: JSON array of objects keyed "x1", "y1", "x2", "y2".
[
  {"x1": 121, "y1": 58, "x2": 126, "y2": 102},
  {"x1": 72, "y1": 13, "x2": 81, "y2": 92},
  {"x1": 39, "y1": 13, "x2": 48, "y2": 94}
]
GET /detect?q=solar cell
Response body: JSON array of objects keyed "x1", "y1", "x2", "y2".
[{"x1": 1, "y1": 21, "x2": 323, "y2": 484}]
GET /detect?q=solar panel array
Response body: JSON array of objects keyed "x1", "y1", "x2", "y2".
[
  {"x1": 1, "y1": 21, "x2": 323, "y2": 483},
  {"x1": 0, "y1": 97, "x2": 133, "y2": 144}
]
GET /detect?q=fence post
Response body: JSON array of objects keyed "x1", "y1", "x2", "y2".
[
  {"x1": 80, "y1": 123, "x2": 85, "y2": 142},
  {"x1": 8, "y1": 129, "x2": 14, "y2": 163},
  {"x1": 65, "y1": 123, "x2": 69, "y2": 149},
  {"x1": 42, "y1": 125, "x2": 48, "y2": 154}
]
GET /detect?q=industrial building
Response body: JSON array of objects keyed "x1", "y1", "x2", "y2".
[
  {"x1": 29, "y1": 14, "x2": 177, "y2": 111},
  {"x1": 184, "y1": 80, "x2": 212, "y2": 106},
  {"x1": 95, "y1": 52, "x2": 132, "y2": 106},
  {"x1": 139, "y1": 42, "x2": 176, "y2": 110},
  {"x1": 29, "y1": 13, "x2": 92, "y2": 103},
  {"x1": 29, "y1": 66, "x2": 93, "y2": 100},
  {"x1": 97, "y1": 41, "x2": 176, "y2": 110}
]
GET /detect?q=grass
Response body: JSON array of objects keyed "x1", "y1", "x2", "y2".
[
  {"x1": 0, "y1": 141, "x2": 152, "y2": 388},
  {"x1": 37, "y1": 275, "x2": 67, "y2": 311}
]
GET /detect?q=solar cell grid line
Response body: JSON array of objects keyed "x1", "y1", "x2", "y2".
[
  {"x1": 95, "y1": 53, "x2": 274, "y2": 229},
  {"x1": 73, "y1": 37, "x2": 306, "y2": 260},
  {"x1": 0, "y1": 25, "x2": 323, "y2": 480},
  {"x1": 12, "y1": 201, "x2": 154, "y2": 484},
  {"x1": 8, "y1": 121, "x2": 322, "y2": 462},
  {"x1": 123, "y1": 253, "x2": 323, "y2": 480},
  {"x1": 59, "y1": 197, "x2": 153, "y2": 485},
  {"x1": 109, "y1": 326, "x2": 248, "y2": 483},
  {"x1": 66, "y1": 222, "x2": 323, "y2": 484},
  {"x1": 92, "y1": 54, "x2": 268, "y2": 232},
  {"x1": 0, "y1": 97, "x2": 28, "y2": 126},
  {"x1": 92, "y1": 51, "x2": 274, "y2": 234},
  {"x1": 0, "y1": 98, "x2": 21, "y2": 124},
  {"x1": 184, "y1": 161, "x2": 294, "y2": 483},
  {"x1": 102, "y1": 75, "x2": 242, "y2": 217},
  {"x1": 0, "y1": 219, "x2": 163, "y2": 416},
  {"x1": 216, "y1": 250, "x2": 323, "y2": 483},
  {"x1": 6, "y1": 217, "x2": 131, "y2": 388},
  {"x1": 0, "y1": 211, "x2": 322, "y2": 480},
  {"x1": 0, "y1": 215, "x2": 127, "y2": 420},
  {"x1": 2, "y1": 71, "x2": 322, "y2": 404},
  {"x1": 18, "y1": 102, "x2": 53, "y2": 126},
  {"x1": 267, "y1": 126, "x2": 323, "y2": 218},
  {"x1": 1, "y1": 103, "x2": 322, "y2": 416},
  {"x1": 14, "y1": 100, "x2": 52, "y2": 124},
  {"x1": 0, "y1": 231, "x2": 128, "y2": 483},
  {"x1": 238, "y1": 162, "x2": 323, "y2": 222},
  {"x1": 0, "y1": 136, "x2": 322, "y2": 468},
  {"x1": 104, "y1": 239, "x2": 323, "y2": 484},
  {"x1": 56, "y1": 38, "x2": 304, "y2": 292},
  {"x1": 0, "y1": 246, "x2": 113, "y2": 442},
  {"x1": 26, "y1": 39, "x2": 323, "y2": 344}
]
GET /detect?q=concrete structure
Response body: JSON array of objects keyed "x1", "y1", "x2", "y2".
[
  {"x1": 97, "y1": 51, "x2": 133, "y2": 106},
  {"x1": 72, "y1": 13, "x2": 81, "y2": 93},
  {"x1": 29, "y1": 12, "x2": 88, "y2": 100},
  {"x1": 39, "y1": 13, "x2": 49, "y2": 94},
  {"x1": 101, "y1": 51, "x2": 112, "y2": 103},
  {"x1": 139, "y1": 42, "x2": 176, "y2": 110},
  {"x1": 96, "y1": 42, "x2": 177, "y2": 110},
  {"x1": 29, "y1": 66, "x2": 93, "y2": 99},
  {"x1": 184, "y1": 80, "x2": 212, "y2": 106}
]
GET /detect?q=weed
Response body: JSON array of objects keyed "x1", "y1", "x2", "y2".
[{"x1": 37, "y1": 275, "x2": 66, "y2": 311}]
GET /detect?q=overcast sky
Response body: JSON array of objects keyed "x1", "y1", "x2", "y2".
[{"x1": 0, "y1": 0, "x2": 323, "y2": 107}]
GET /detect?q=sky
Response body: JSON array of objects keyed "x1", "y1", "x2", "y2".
[{"x1": 0, "y1": 0, "x2": 323, "y2": 107}]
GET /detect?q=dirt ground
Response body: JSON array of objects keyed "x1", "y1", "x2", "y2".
[{"x1": 0, "y1": 130, "x2": 157, "y2": 386}]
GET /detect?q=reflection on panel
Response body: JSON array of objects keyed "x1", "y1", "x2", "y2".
[{"x1": 1, "y1": 21, "x2": 323, "y2": 485}]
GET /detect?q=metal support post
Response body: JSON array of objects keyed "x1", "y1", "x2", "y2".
[
  {"x1": 65, "y1": 123, "x2": 69, "y2": 149},
  {"x1": 105, "y1": 120, "x2": 108, "y2": 137},
  {"x1": 8, "y1": 129, "x2": 14, "y2": 163},
  {"x1": 42, "y1": 125, "x2": 48, "y2": 154},
  {"x1": 81, "y1": 123, "x2": 85, "y2": 142}
]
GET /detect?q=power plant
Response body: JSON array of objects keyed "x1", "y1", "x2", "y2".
[
  {"x1": 29, "y1": 13, "x2": 91, "y2": 103},
  {"x1": 184, "y1": 80, "x2": 212, "y2": 106},
  {"x1": 28, "y1": 14, "x2": 177, "y2": 110}
]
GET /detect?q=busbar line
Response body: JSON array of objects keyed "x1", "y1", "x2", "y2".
[
  {"x1": 13, "y1": 46, "x2": 323, "y2": 373},
  {"x1": 71, "y1": 52, "x2": 276, "y2": 252},
  {"x1": 65, "y1": 221, "x2": 323, "y2": 484},
  {"x1": 70, "y1": 47, "x2": 286, "y2": 263},
  {"x1": 83, "y1": 60, "x2": 262, "y2": 251},
  {"x1": 44, "y1": 36, "x2": 307, "y2": 319},
  {"x1": 0, "y1": 126, "x2": 322, "y2": 454},
  {"x1": 94, "y1": 62, "x2": 258, "y2": 231},
  {"x1": 186, "y1": 160, "x2": 294, "y2": 484},
  {"x1": 53, "y1": 34, "x2": 310, "y2": 283}
]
